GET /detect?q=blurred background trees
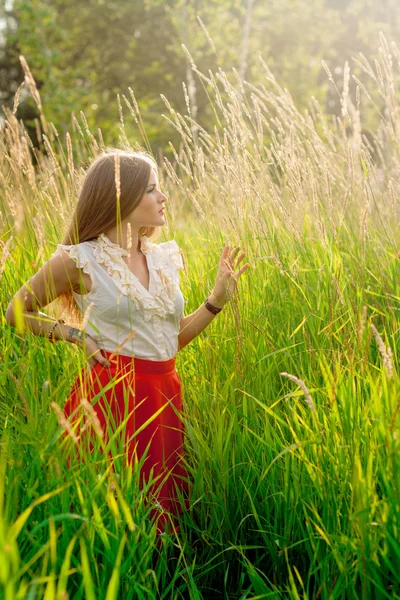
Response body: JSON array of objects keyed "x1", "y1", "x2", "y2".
[{"x1": 1, "y1": 0, "x2": 399, "y2": 155}]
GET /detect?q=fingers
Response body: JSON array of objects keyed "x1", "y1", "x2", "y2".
[
  {"x1": 223, "y1": 258, "x2": 235, "y2": 273},
  {"x1": 223, "y1": 253, "x2": 251, "y2": 280},
  {"x1": 238, "y1": 262, "x2": 251, "y2": 275},
  {"x1": 222, "y1": 242, "x2": 249, "y2": 278},
  {"x1": 224, "y1": 243, "x2": 246, "y2": 261},
  {"x1": 223, "y1": 245, "x2": 247, "y2": 270},
  {"x1": 87, "y1": 346, "x2": 111, "y2": 367},
  {"x1": 99, "y1": 351, "x2": 112, "y2": 367},
  {"x1": 221, "y1": 243, "x2": 231, "y2": 260},
  {"x1": 88, "y1": 358, "x2": 111, "y2": 368}
]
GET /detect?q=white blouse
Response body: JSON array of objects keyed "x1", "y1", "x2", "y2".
[{"x1": 52, "y1": 233, "x2": 185, "y2": 361}]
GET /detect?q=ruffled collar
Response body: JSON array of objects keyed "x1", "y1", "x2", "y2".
[
  {"x1": 87, "y1": 232, "x2": 178, "y2": 321},
  {"x1": 97, "y1": 233, "x2": 153, "y2": 257}
]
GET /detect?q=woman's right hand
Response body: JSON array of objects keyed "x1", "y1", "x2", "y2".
[{"x1": 82, "y1": 335, "x2": 112, "y2": 368}]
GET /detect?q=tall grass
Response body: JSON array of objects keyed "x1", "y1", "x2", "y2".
[{"x1": 1, "y1": 33, "x2": 400, "y2": 598}]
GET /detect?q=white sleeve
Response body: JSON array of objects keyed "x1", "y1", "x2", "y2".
[
  {"x1": 159, "y1": 240, "x2": 184, "y2": 284},
  {"x1": 52, "y1": 243, "x2": 94, "y2": 281}
]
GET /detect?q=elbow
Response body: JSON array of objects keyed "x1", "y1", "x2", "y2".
[
  {"x1": 5, "y1": 303, "x2": 15, "y2": 327},
  {"x1": 177, "y1": 335, "x2": 184, "y2": 352}
]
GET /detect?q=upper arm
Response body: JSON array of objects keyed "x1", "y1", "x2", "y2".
[{"x1": 5, "y1": 249, "x2": 81, "y2": 324}]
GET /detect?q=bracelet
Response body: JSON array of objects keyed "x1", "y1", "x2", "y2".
[
  {"x1": 204, "y1": 297, "x2": 224, "y2": 315},
  {"x1": 48, "y1": 319, "x2": 65, "y2": 344}
]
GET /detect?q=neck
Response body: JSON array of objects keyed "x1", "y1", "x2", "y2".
[{"x1": 103, "y1": 222, "x2": 142, "y2": 254}]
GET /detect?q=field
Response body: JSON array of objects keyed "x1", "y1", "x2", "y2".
[{"x1": 1, "y1": 37, "x2": 400, "y2": 599}]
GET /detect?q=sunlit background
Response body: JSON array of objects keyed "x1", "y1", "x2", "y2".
[{"x1": 1, "y1": 0, "x2": 399, "y2": 155}]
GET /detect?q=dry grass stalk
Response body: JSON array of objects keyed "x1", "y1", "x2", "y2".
[
  {"x1": 12, "y1": 81, "x2": 25, "y2": 115},
  {"x1": 79, "y1": 398, "x2": 104, "y2": 438},
  {"x1": 114, "y1": 151, "x2": 121, "y2": 226},
  {"x1": 341, "y1": 61, "x2": 350, "y2": 118},
  {"x1": 196, "y1": 16, "x2": 216, "y2": 54},
  {"x1": 19, "y1": 55, "x2": 42, "y2": 112},
  {"x1": 370, "y1": 323, "x2": 394, "y2": 378},
  {"x1": 81, "y1": 302, "x2": 94, "y2": 332},
  {"x1": 97, "y1": 127, "x2": 105, "y2": 152},
  {"x1": 358, "y1": 305, "x2": 368, "y2": 339},
  {"x1": 182, "y1": 82, "x2": 192, "y2": 118},
  {"x1": 78, "y1": 111, "x2": 98, "y2": 152},
  {"x1": 66, "y1": 132, "x2": 74, "y2": 176},
  {"x1": 71, "y1": 114, "x2": 85, "y2": 141},
  {"x1": 43, "y1": 134, "x2": 60, "y2": 177},
  {"x1": 360, "y1": 200, "x2": 369, "y2": 262},
  {"x1": 7, "y1": 371, "x2": 30, "y2": 418},
  {"x1": 389, "y1": 397, "x2": 400, "y2": 434},
  {"x1": 127, "y1": 222, "x2": 132, "y2": 252},
  {"x1": 0, "y1": 236, "x2": 13, "y2": 280},
  {"x1": 108, "y1": 330, "x2": 136, "y2": 360},
  {"x1": 117, "y1": 94, "x2": 130, "y2": 147},
  {"x1": 50, "y1": 402, "x2": 79, "y2": 445},
  {"x1": 280, "y1": 372, "x2": 316, "y2": 413},
  {"x1": 332, "y1": 274, "x2": 345, "y2": 306}
]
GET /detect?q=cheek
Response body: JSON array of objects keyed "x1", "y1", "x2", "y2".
[
  {"x1": 136, "y1": 195, "x2": 150, "y2": 208},
  {"x1": 135, "y1": 197, "x2": 155, "y2": 215},
  {"x1": 141, "y1": 196, "x2": 154, "y2": 209},
  {"x1": 128, "y1": 195, "x2": 154, "y2": 218}
]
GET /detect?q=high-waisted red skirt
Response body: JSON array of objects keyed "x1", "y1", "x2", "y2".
[{"x1": 63, "y1": 350, "x2": 189, "y2": 534}]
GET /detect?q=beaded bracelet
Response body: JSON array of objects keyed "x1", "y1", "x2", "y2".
[{"x1": 48, "y1": 319, "x2": 65, "y2": 344}]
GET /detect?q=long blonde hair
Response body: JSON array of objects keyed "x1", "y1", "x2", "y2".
[{"x1": 56, "y1": 148, "x2": 161, "y2": 325}]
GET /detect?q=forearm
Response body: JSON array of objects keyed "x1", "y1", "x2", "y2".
[
  {"x1": 178, "y1": 294, "x2": 226, "y2": 351},
  {"x1": 6, "y1": 310, "x2": 86, "y2": 346}
]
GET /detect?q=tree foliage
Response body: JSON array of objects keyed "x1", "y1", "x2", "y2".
[{"x1": 1, "y1": 0, "x2": 399, "y2": 153}]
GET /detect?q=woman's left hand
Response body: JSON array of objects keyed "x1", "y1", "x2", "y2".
[{"x1": 210, "y1": 242, "x2": 251, "y2": 306}]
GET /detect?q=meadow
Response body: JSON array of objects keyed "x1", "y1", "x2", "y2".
[{"x1": 1, "y1": 35, "x2": 400, "y2": 599}]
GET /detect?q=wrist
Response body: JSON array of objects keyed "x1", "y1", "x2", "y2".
[
  {"x1": 208, "y1": 293, "x2": 226, "y2": 309},
  {"x1": 63, "y1": 325, "x2": 91, "y2": 346}
]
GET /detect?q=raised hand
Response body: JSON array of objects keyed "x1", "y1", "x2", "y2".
[{"x1": 211, "y1": 242, "x2": 251, "y2": 305}]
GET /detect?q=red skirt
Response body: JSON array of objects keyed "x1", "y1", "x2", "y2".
[{"x1": 63, "y1": 350, "x2": 189, "y2": 534}]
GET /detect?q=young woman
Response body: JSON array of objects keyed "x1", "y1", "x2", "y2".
[{"x1": 5, "y1": 149, "x2": 251, "y2": 534}]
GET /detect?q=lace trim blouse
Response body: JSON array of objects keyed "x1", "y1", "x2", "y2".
[{"x1": 53, "y1": 233, "x2": 185, "y2": 361}]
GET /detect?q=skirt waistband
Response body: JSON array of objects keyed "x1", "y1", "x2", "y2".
[{"x1": 102, "y1": 350, "x2": 176, "y2": 374}]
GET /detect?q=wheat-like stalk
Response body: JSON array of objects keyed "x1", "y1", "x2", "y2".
[
  {"x1": 280, "y1": 372, "x2": 316, "y2": 413},
  {"x1": 79, "y1": 398, "x2": 104, "y2": 438},
  {"x1": 50, "y1": 402, "x2": 79, "y2": 445},
  {"x1": 370, "y1": 323, "x2": 394, "y2": 378}
]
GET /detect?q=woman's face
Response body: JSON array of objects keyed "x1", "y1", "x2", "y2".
[{"x1": 126, "y1": 168, "x2": 168, "y2": 227}]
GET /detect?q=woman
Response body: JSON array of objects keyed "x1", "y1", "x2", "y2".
[{"x1": 5, "y1": 148, "x2": 251, "y2": 535}]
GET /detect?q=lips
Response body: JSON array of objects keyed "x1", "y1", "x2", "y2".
[{"x1": 159, "y1": 208, "x2": 165, "y2": 213}]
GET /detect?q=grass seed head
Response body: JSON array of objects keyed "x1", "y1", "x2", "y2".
[
  {"x1": 280, "y1": 372, "x2": 316, "y2": 413},
  {"x1": 50, "y1": 402, "x2": 79, "y2": 445},
  {"x1": 370, "y1": 323, "x2": 394, "y2": 378}
]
